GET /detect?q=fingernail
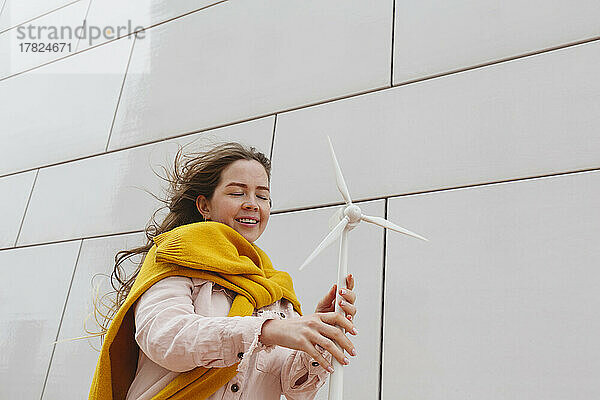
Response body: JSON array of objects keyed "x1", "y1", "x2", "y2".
[
  {"x1": 347, "y1": 315, "x2": 352, "y2": 321},
  {"x1": 351, "y1": 327, "x2": 358, "y2": 335},
  {"x1": 340, "y1": 289, "x2": 347, "y2": 295},
  {"x1": 351, "y1": 348, "x2": 357, "y2": 356},
  {"x1": 327, "y1": 366, "x2": 334, "y2": 373},
  {"x1": 340, "y1": 299, "x2": 346, "y2": 306},
  {"x1": 343, "y1": 357, "x2": 349, "y2": 365}
]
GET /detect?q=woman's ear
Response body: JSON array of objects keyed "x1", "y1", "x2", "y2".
[{"x1": 195, "y1": 195, "x2": 211, "y2": 220}]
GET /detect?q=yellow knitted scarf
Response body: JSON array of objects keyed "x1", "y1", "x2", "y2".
[{"x1": 89, "y1": 221, "x2": 302, "y2": 400}]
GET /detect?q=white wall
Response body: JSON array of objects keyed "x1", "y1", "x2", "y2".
[{"x1": 1, "y1": 1, "x2": 599, "y2": 399}]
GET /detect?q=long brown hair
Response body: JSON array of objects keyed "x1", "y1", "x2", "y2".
[{"x1": 93, "y1": 141, "x2": 272, "y2": 336}]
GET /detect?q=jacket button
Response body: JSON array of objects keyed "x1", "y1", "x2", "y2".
[
  {"x1": 231, "y1": 383, "x2": 239, "y2": 392},
  {"x1": 311, "y1": 361, "x2": 320, "y2": 367},
  {"x1": 237, "y1": 352, "x2": 244, "y2": 359}
]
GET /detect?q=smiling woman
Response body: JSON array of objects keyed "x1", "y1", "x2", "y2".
[
  {"x1": 89, "y1": 142, "x2": 358, "y2": 400},
  {"x1": 195, "y1": 159, "x2": 271, "y2": 243}
]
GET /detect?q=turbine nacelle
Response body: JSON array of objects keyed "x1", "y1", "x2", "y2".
[{"x1": 344, "y1": 204, "x2": 362, "y2": 223}]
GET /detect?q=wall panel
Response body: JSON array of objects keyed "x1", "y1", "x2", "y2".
[
  {"x1": 0, "y1": 0, "x2": 80, "y2": 32},
  {"x1": 0, "y1": 36, "x2": 133, "y2": 176},
  {"x1": 271, "y1": 40, "x2": 600, "y2": 211},
  {"x1": 0, "y1": 240, "x2": 81, "y2": 399},
  {"x1": 0, "y1": 0, "x2": 87, "y2": 79},
  {"x1": 393, "y1": 0, "x2": 600, "y2": 84},
  {"x1": 78, "y1": 0, "x2": 224, "y2": 50},
  {"x1": 107, "y1": 0, "x2": 392, "y2": 150},
  {"x1": 383, "y1": 171, "x2": 600, "y2": 399}
]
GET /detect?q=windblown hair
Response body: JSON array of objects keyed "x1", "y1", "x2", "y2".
[{"x1": 92, "y1": 141, "x2": 272, "y2": 338}]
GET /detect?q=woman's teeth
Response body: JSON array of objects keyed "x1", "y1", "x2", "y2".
[{"x1": 237, "y1": 218, "x2": 258, "y2": 224}]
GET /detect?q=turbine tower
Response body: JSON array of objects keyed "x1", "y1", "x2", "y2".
[{"x1": 299, "y1": 136, "x2": 428, "y2": 400}]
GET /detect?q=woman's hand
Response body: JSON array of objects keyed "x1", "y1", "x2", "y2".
[
  {"x1": 315, "y1": 273, "x2": 357, "y2": 322},
  {"x1": 259, "y1": 311, "x2": 357, "y2": 372},
  {"x1": 258, "y1": 274, "x2": 358, "y2": 372}
]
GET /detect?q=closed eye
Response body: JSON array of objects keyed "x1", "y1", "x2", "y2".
[{"x1": 230, "y1": 193, "x2": 269, "y2": 201}]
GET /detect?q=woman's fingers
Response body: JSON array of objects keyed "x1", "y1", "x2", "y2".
[
  {"x1": 304, "y1": 340, "x2": 334, "y2": 372},
  {"x1": 345, "y1": 273, "x2": 355, "y2": 291},
  {"x1": 338, "y1": 298, "x2": 357, "y2": 320},
  {"x1": 314, "y1": 284, "x2": 338, "y2": 313},
  {"x1": 339, "y1": 288, "x2": 356, "y2": 305},
  {"x1": 313, "y1": 334, "x2": 348, "y2": 368},
  {"x1": 306, "y1": 323, "x2": 350, "y2": 368},
  {"x1": 318, "y1": 313, "x2": 357, "y2": 358},
  {"x1": 318, "y1": 285, "x2": 336, "y2": 307},
  {"x1": 266, "y1": 311, "x2": 359, "y2": 374},
  {"x1": 339, "y1": 275, "x2": 357, "y2": 321},
  {"x1": 320, "y1": 311, "x2": 356, "y2": 334}
]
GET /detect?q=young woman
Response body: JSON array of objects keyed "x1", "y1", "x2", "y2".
[{"x1": 89, "y1": 142, "x2": 358, "y2": 400}]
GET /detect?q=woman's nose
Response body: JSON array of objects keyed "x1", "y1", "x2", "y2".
[{"x1": 242, "y1": 201, "x2": 259, "y2": 211}]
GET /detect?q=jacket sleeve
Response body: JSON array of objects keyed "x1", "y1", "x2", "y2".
[
  {"x1": 133, "y1": 275, "x2": 277, "y2": 372},
  {"x1": 280, "y1": 309, "x2": 331, "y2": 400}
]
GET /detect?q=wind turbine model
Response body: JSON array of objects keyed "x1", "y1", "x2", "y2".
[{"x1": 299, "y1": 136, "x2": 428, "y2": 400}]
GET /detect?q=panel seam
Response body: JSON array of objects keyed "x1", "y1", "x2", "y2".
[
  {"x1": 73, "y1": 0, "x2": 94, "y2": 53},
  {"x1": 270, "y1": 114, "x2": 277, "y2": 161},
  {"x1": 13, "y1": 168, "x2": 39, "y2": 246},
  {"x1": 378, "y1": 198, "x2": 388, "y2": 400},
  {"x1": 390, "y1": 0, "x2": 396, "y2": 86},
  {"x1": 2, "y1": 166, "x2": 600, "y2": 251},
  {"x1": 105, "y1": 33, "x2": 137, "y2": 152}
]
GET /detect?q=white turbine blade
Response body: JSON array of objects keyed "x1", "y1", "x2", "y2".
[
  {"x1": 327, "y1": 136, "x2": 352, "y2": 205},
  {"x1": 361, "y1": 214, "x2": 429, "y2": 242},
  {"x1": 328, "y1": 207, "x2": 345, "y2": 230},
  {"x1": 299, "y1": 217, "x2": 349, "y2": 271}
]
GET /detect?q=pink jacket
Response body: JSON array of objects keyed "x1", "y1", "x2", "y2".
[{"x1": 125, "y1": 275, "x2": 331, "y2": 400}]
